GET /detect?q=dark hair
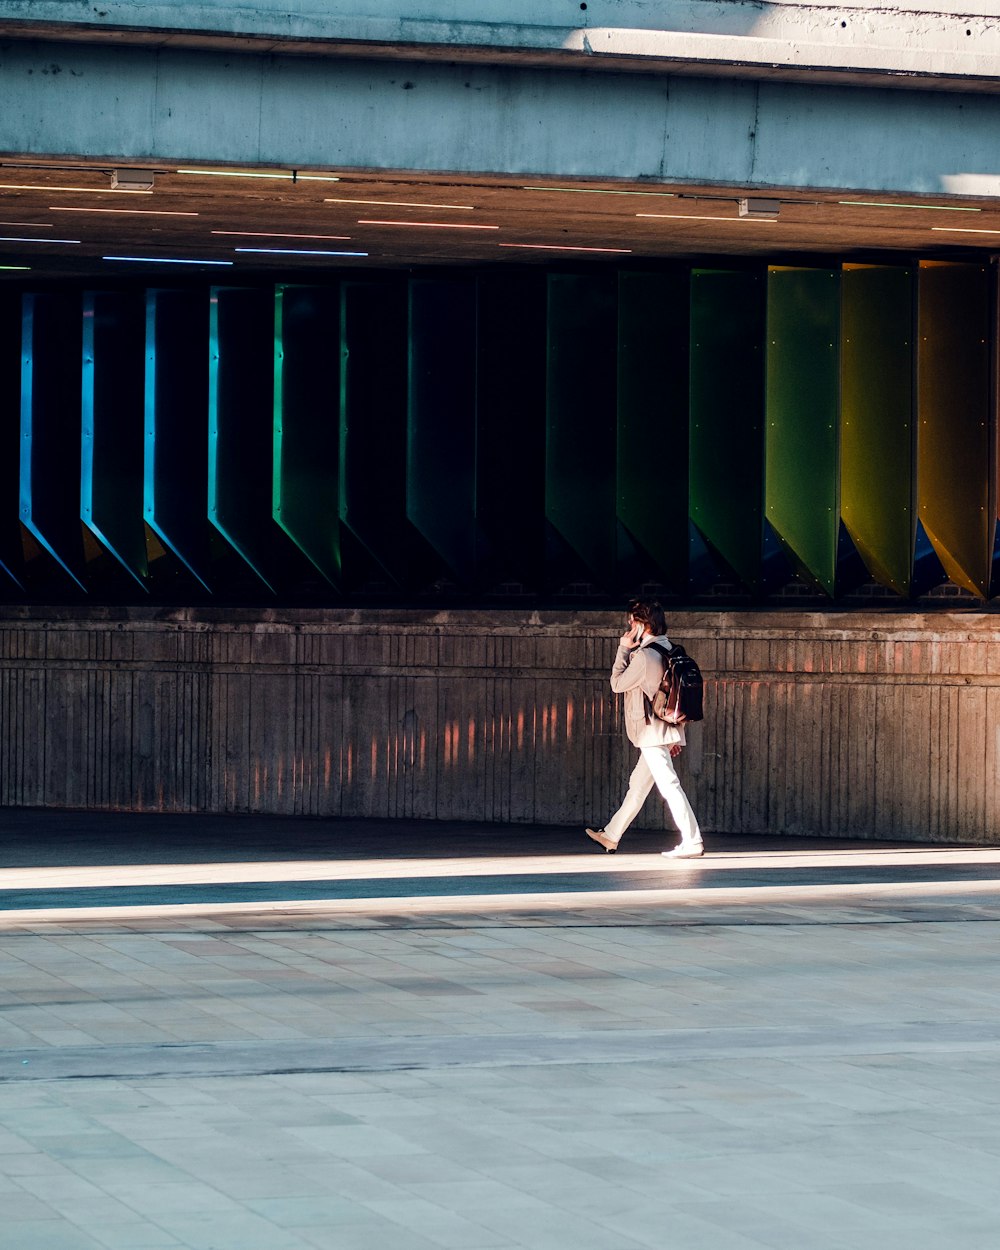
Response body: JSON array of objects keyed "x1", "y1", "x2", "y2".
[{"x1": 627, "y1": 599, "x2": 666, "y2": 637}]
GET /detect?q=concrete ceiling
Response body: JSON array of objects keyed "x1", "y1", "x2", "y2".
[{"x1": 1, "y1": 159, "x2": 998, "y2": 281}]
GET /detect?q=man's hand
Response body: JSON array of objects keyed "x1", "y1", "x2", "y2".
[{"x1": 669, "y1": 744, "x2": 683, "y2": 758}]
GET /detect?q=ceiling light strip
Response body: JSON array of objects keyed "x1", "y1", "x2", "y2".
[
  {"x1": 103, "y1": 255, "x2": 234, "y2": 265},
  {"x1": 176, "y1": 169, "x2": 340, "y2": 181},
  {"x1": 50, "y1": 206, "x2": 199, "y2": 216},
  {"x1": 325, "y1": 197, "x2": 475, "y2": 211},
  {"x1": 234, "y1": 248, "x2": 368, "y2": 256},
  {"x1": 0, "y1": 236, "x2": 80, "y2": 244},
  {"x1": 213, "y1": 231, "x2": 351, "y2": 240},
  {"x1": 636, "y1": 213, "x2": 776, "y2": 223},
  {"x1": 357, "y1": 219, "x2": 499, "y2": 230},
  {"x1": 0, "y1": 265, "x2": 30, "y2": 271},
  {"x1": 499, "y1": 243, "x2": 632, "y2": 253},
  {"x1": 0, "y1": 222, "x2": 52, "y2": 228},
  {"x1": 838, "y1": 200, "x2": 981, "y2": 212},
  {"x1": 930, "y1": 226, "x2": 1000, "y2": 234}
]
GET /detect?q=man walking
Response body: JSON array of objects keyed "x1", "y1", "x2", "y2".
[{"x1": 586, "y1": 600, "x2": 704, "y2": 859}]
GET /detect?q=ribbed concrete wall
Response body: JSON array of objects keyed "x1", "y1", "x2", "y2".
[{"x1": 0, "y1": 608, "x2": 997, "y2": 843}]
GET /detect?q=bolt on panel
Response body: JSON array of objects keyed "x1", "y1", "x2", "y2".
[
  {"x1": 617, "y1": 270, "x2": 689, "y2": 593},
  {"x1": 273, "y1": 285, "x2": 341, "y2": 588},
  {"x1": 840, "y1": 265, "x2": 914, "y2": 596},
  {"x1": 82, "y1": 290, "x2": 148, "y2": 590},
  {"x1": 688, "y1": 269, "x2": 765, "y2": 592},
  {"x1": 765, "y1": 266, "x2": 841, "y2": 596},
  {"x1": 917, "y1": 261, "x2": 992, "y2": 598},
  {"x1": 546, "y1": 272, "x2": 618, "y2": 590}
]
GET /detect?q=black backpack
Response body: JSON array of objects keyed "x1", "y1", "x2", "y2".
[{"x1": 643, "y1": 642, "x2": 704, "y2": 726}]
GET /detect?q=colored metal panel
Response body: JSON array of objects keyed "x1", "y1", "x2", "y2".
[
  {"x1": 475, "y1": 272, "x2": 547, "y2": 590},
  {"x1": 82, "y1": 291, "x2": 147, "y2": 590},
  {"x1": 546, "y1": 273, "x2": 618, "y2": 589},
  {"x1": 0, "y1": 292, "x2": 24, "y2": 589},
  {"x1": 208, "y1": 287, "x2": 279, "y2": 593},
  {"x1": 917, "y1": 261, "x2": 991, "y2": 598},
  {"x1": 339, "y1": 279, "x2": 417, "y2": 585},
  {"x1": 144, "y1": 289, "x2": 212, "y2": 591},
  {"x1": 840, "y1": 265, "x2": 914, "y2": 596},
  {"x1": 617, "y1": 270, "x2": 689, "y2": 592},
  {"x1": 274, "y1": 285, "x2": 341, "y2": 587},
  {"x1": 20, "y1": 293, "x2": 87, "y2": 591},
  {"x1": 689, "y1": 269, "x2": 765, "y2": 591},
  {"x1": 407, "y1": 278, "x2": 478, "y2": 583},
  {"x1": 765, "y1": 267, "x2": 841, "y2": 595}
]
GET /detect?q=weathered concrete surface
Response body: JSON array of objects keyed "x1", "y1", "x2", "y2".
[
  {"x1": 0, "y1": 606, "x2": 998, "y2": 843},
  {"x1": 0, "y1": 1, "x2": 998, "y2": 92},
  {"x1": 2, "y1": 38, "x2": 1000, "y2": 199}
]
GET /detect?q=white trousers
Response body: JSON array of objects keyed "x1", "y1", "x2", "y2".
[{"x1": 604, "y1": 744, "x2": 702, "y2": 847}]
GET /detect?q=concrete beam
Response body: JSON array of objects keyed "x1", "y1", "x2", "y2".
[
  {"x1": 0, "y1": 2, "x2": 998, "y2": 94},
  {"x1": 1, "y1": 39, "x2": 1000, "y2": 200}
]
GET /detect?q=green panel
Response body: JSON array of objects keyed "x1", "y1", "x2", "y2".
[
  {"x1": 208, "y1": 287, "x2": 279, "y2": 593},
  {"x1": 274, "y1": 285, "x2": 341, "y2": 587},
  {"x1": 617, "y1": 270, "x2": 689, "y2": 591},
  {"x1": 917, "y1": 261, "x2": 992, "y2": 598},
  {"x1": 840, "y1": 266, "x2": 914, "y2": 596},
  {"x1": 20, "y1": 293, "x2": 87, "y2": 591},
  {"x1": 475, "y1": 272, "x2": 547, "y2": 590},
  {"x1": 144, "y1": 289, "x2": 212, "y2": 591},
  {"x1": 0, "y1": 291, "x2": 24, "y2": 589},
  {"x1": 407, "y1": 278, "x2": 478, "y2": 583},
  {"x1": 546, "y1": 273, "x2": 618, "y2": 589},
  {"x1": 689, "y1": 269, "x2": 765, "y2": 591},
  {"x1": 82, "y1": 291, "x2": 148, "y2": 590},
  {"x1": 765, "y1": 267, "x2": 841, "y2": 595}
]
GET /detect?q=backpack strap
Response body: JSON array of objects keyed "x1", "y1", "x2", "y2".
[{"x1": 641, "y1": 642, "x2": 672, "y2": 723}]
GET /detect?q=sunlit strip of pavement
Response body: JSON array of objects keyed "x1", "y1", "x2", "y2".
[
  {"x1": 2, "y1": 875, "x2": 1000, "y2": 927},
  {"x1": 2, "y1": 846, "x2": 999, "y2": 888}
]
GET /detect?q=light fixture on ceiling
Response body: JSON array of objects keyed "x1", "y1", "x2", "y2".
[
  {"x1": 838, "y1": 200, "x2": 981, "y2": 212},
  {"x1": 499, "y1": 243, "x2": 632, "y2": 254},
  {"x1": 103, "y1": 255, "x2": 234, "y2": 265},
  {"x1": 356, "y1": 219, "x2": 499, "y2": 230},
  {"x1": 739, "y1": 197, "x2": 781, "y2": 219},
  {"x1": 234, "y1": 247, "x2": 368, "y2": 257},
  {"x1": 51, "y1": 206, "x2": 197, "y2": 216},
  {"x1": 324, "y1": 197, "x2": 475, "y2": 211},
  {"x1": 112, "y1": 169, "x2": 155, "y2": 191}
]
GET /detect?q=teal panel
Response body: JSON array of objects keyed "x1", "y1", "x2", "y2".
[
  {"x1": 208, "y1": 287, "x2": 279, "y2": 593},
  {"x1": 475, "y1": 272, "x2": 547, "y2": 591},
  {"x1": 689, "y1": 270, "x2": 765, "y2": 591},
  {"x1": 407, "y1": 278, "x2": 478, "y2": 583},
  {"x1": 20, "y1": 293, "x2": 87, "y2": 592},
  {"x1": 617, "y1": 270, "x2": 689, "y2": 592},
  {"x1": 546, "y1": 273, "x2": 618, "y2": 589},
  {"x1": 82, "y1": 291, "x2": 148, "y2": 590},
  {"x1": 765, "y1": 267, "x2": 841, "y2": 595},
  {"x1": 274, "y1": 285, "x2": 341, "y2": 588},
  {"x1": 840, "y1": 266, "x2": 914, "y2": 596},
  {"x1": 0, "y1": 292, "x2": 24, "y2": 589},
  {"x1": 144, "y1": 289, "x2": 212, "y2": 591},
  {"x1": 917, "y1": 262, "x2": 991, "y2": 598}
]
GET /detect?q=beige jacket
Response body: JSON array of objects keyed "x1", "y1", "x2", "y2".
[{"x1": 610, "y1": 633, "x2": 686, "y2": 750}]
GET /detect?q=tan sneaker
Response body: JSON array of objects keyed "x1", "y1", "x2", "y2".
[{"x1": 585, "y1": 828, "x2": 618, "y2": 854}]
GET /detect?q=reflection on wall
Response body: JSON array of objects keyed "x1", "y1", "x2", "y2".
[{"x1": 0, "y1": 260, "x2": 996, "y2": 604}]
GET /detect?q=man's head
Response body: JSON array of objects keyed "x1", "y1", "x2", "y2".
[{"x1": 627, "y1": 599, "x2": 666, "y2": 637}]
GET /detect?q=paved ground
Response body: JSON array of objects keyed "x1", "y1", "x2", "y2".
[{"x1": 2, "y1": 811, "x2": 1000, "y2": 1250}]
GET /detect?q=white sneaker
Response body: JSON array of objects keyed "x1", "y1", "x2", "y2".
[
  {"x1": 585, "y1": 828, "x2": 618, "y2": 854},
  {"x1": 661, "y1": 842, "x2": 704, "y2": 859}
]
